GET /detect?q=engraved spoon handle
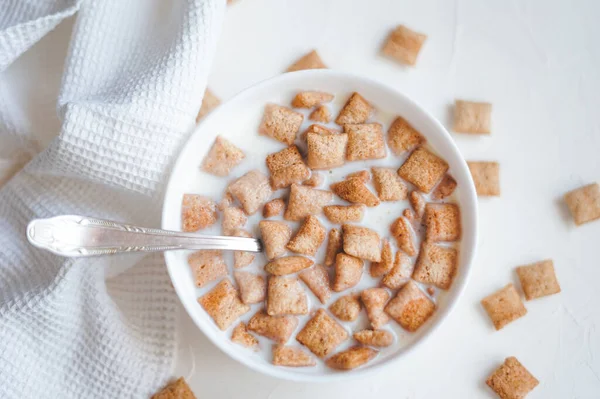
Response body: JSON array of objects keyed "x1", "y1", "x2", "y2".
[{"x1": 26, "y1": 215, "x2": 262, "y2": 257}]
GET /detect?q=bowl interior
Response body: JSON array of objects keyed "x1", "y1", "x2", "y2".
[{"x1": 162, "y1": 70, "x2": 478, "y2": 382}]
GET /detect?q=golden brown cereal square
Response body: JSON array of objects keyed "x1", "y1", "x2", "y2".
[
  {"x1": 382, "y1": 25, "x2": 427, "y2": 66},
  {"x1": 468, "y1": 161, "x2": 500, "y2": 196},
  {"x1": 389, "y1": 217, "x2": 416, "y2": 256},
  {"x1": 284, "y1": 184, "x2": 333, "y2": 221},
  {"x1": 345, "y1": 123, "x2": 386, "y2": 161},
  {"x1": 259, "y1": 104, "x2": 304, "y2": 145},
  {"x1": 454, "y1": 100, "x2": 492, "y2": 134},
  {"x1": 564, "y1": 183, "x2": 600, "y2": 225},
  {"x1": 336, "y1": 92, "x2": 373, "y2": 125},
  {"x1": 259, "y1": 220, "x2": 292, "y2": 260},
  {"x1": 342, "y1": 224, "x2": 382, "y2": 262},
  {"x1": 432, "y1": 174, "x2": 457, "y2": 200},
  {"x1": 181, "y1": 194, "x2": 217, "y2": 232},
  {"x1": 309, "y1": 105, "x2": 331, "y2": 123},
  {"x1": 324, "y1": 228, "x2": 343, "y2": 267},
  {"x1": 199, "y1": 279, "x2": 250, "y2": 330},
  {"x1": 424, "y1": 203, "x2": 462, "y2": 242},
  {"x1": 272, "y1": 345, "x2": 316, "y2": 367},
  {"x1": 384, "y1": 281, "x2": 435, "y2": 332},
  {"x1": 201, "y1": 136, "x2": 245, "y2": 177},
  {"x1": 413, "y1": 242, "x2": 458, "y2": 290},
  {"x1": 234, "y1": 271, "x2": 266, "y2": 304},
  {"x1": 296, "y1": 309, "x2": 348, "y2": 358},
  {"x1": 228, "y1": 170, "x2": 273, "y2": 215},
  {"x1": 486, "y1": 357, "x2": 539, "y2": 399},
  {"x1": 286, "y1": 215, "x2": 326, "y2": 256},
  {"x1": 265, "y1": 256, "x2": 313, "y2": 275},
  {"x1": 333, "y1": 253, "x2": 364, "y2": 292},
  {"x1": 231, "y1": 322, "x2": 259, "y2": 349},
  {"x1": 361, "y1": 288, "x2": 390, "y2": 329},
  {"x1": 323, "y1": 204, "x2": 365, "y2": 224},
  {"x1": 382, "y1": 251, "x2": 413, "y2": 289},
  {"x1": 263, "y1": 198, "x2": 285, "y2": 218},
  {"x1": 329, "y1": 295, "x2": 361, "y2": 322},
  {"x1": 292, "y1": 91, "x2": 334, "y2": 108},
  {"x1": 370, "y1": 239, "x2": 394, "y2": 277},
  {"x1": 326, "y1": 346, "x2": 378, "y2": 370},
  {"x1": 266, "y1": 145, "x2": 310, "y2": 189},
  {"x1": 516, "y1": 260, "x2": 561, "y2": 300},
  {"x1": 387, "y1": 116, "x2": 425, "y2": 155},
  {"x1": 221, "y1": 206, "x2": 247, "y2": 236},
  {"x1": 188, "y1": 250, "x2": 228, "y2": 288},
  {"x1": 152, "y1": 377, "x2": 196, "y2": 399},
  {"x1": 330, "y1": 177, "x2": 380, "y2": 207},
  {"x1": 303, "y1": 172, "x2": 323, "y2": 187},
  {"x1": 481, "y1": 284, "x2": 527, "y2": 330},
  {"x1": 286, "y1": 50, "x2": 327, "y2": 72},
  {"x1": 247, "y1": 311, "x2": 298, "y2": 343},
  {"x1": 306, "y1": 132, "x2": 348, "y2": 169},
  {"x1": 353, "y1": 330, "x2": 394, "y2": 347},
  {"x1": 231, "y1": 229, "x2": 255, "y2": 268},
  {"x1": 196, "y1": 88, "x2": 220, "y2": 122},
  {"x1": 372, "y1": 167, "x2": 408, "y2": 201},
  {"x1": 267, "y1": 276, "x2": 308, "y2": 316},
  {"x1": 398, "y1": 147, "x2": 449, "y2": 193},
  {"x1": 299, "y1": 264, "x2": 331, "y2": 304},
  {"x1": 409, "y1": 190, "x2": 426, "y2": 217}
]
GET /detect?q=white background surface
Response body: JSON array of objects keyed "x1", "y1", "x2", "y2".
[{"x1": 5, "y1": 0, "x2": 600, "y2": 397}]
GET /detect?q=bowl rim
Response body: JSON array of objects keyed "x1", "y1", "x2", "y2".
[{"x1": 161, "y1": 69, "x2": 478, "y2": 383}]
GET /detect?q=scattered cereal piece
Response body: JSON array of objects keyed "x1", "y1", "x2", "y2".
[
  {"x1": 259, "y1": 220, "x2": 292, "y2": 260},
  {"x1": 266, "y1": 145, "x2": 310, "y2": 189},
  {"x1": 564, "y1": 183, "x2": 600, "y2": 225},
  {"x1": 299, "y1": 264, "x2": 332, "y2": 304},
  {"x1": 284, "y1": 184, "x2": 333, "y2": 221},
  {"x1": 231, "y1": 229, "x2": 255, "y2": 268},
  {"x1": 228, "y1": 170, "x2": 273, "y2": 215},
  {"x1": 222, "y1": 206, "x2": 247, "y2": 236},
  {"x1": 424, "y1": 203, "x2": 462, "y2": 242},
  {"x1": 345, "y1": 123, "x2": 386, "y2": 161},
  {"x1": 353, "y1": 330, "x2": 394, "y2": 347},
  {"x1": 333, "y1": 253, "x2": 364, "y2": 292},
  {"x1": 303, "y1": 123, "x2": 339, "y2": 137},
  {"x1": 286, "y1": 215, "x2": 326, "y2": 256},
  {"x1": 468, "y1": 161, "x2": 500, "y2": 196},
  {"x1": 329, "y1": 295, "x2": 361, "y2": 322},
  {"x1": 372, "y1": 167, "x2": 408, "y2": 201},
  {"x1": 234, "y1": 271, "x2": 266, "y2": 304},
  {"x1": 398, "y1": 147, "x2": 448, "y2": 193},
  {"x1": 370, "y1": 239, "x2": 394, "y2": 277},
  {"x1": 201, "y1": 136, "x2": 245, "y2": 177},
  {"x1": 361, "y1": 288, "x2": 390, "y2": 329},
  {"x1": 382, "y1": 251, "x2": 414, "y2": 289},
  {"x1": 323, "y1": 204, "x2": 365, "y2": 223},
  {"x1": 330, "y1": 177, "x2": 380, "y2": 207},
  {"x1": 409, "y1": 191, "x2": 426, "y2": 218},
  {"x1": 387, "y1": 116, "x2": 425, "y2": 155},
  {"x1": 247, "y1": 311, "x2": 298, "y2": 343},
  {"x1": 427, "y1": 287, "x2": 435, "y2": 296},
  {"x1": 390, "y1": 217, "x2": 416, "y2": 256},
  {"x1": 181, "y1": 194, "x2": 217, "y2": 232},
  {"x1": 196, "y1": 88, "x2": 220, "y2": 122},
  {"x1": 309, "y1": 105, "x2": 331, "y2": 123},
  {"x1": 259, "y1": 104, "x2": 304, "y2": 145},
  {"x1": 199, "y1": 279, "x2": 250, "y2": 330},
  {"x1": 306, "y1": 132, "x2": 348, "y2": 169},
  {"x1": 265, "y1": 256, "x2": 313, "y2": 276},
  {"x1": 152, "y1": 377, "x2": 196, "y2": 399},
  {"x1": 286, "y1": 50, "x2": 327, "y2": 72},
  {"x1": 516, "y1": 259, "x2": 561, "y2": 300},
  {"x1": 432, "y1": 174, "x2": 457, "y2": 200},
  {"x1": 384, "y1": 281, "x2": 435, "y2": 332},
  {"x1": 486, "y1": 357, "x2": 539, "y2": 399},
  {"x1": 218, "y1": 192, "x2": 234, "y2": 211},
  {"x1": 267, "y1": 276, "x2": 308, "y2": 316},
  {"x1": 346, "y1": 170, "x2": 370, "y2": 182},
  {"x1": 303, "y1": 172, "x2": 323, "y2": 187},
  {"x1": 382, "y1": 25, "x2": 427, "y2": 66},
  {"x1": 272, "y1": 345, "x2": 316, "y2": 367},
  {"x1": 188, "y1": 250, "x2": 228, "y2": 288},
  {"x1": 231, "y1": 323, "x2": 259, "y2": 349},
  {"x1": 292, "y1": 91, "x2": 334, "y2": 108},
  {"x1": 403, "y1": 208, "x2": 416, "y2": 222},
  {"x1": 324, "y1": 228, "x2": 343, "y2": 267},
  {"x1": 263, "y1": 198, "x2": 285, "y2": 218},
  {"x1": 481, "y1": 284, "x2": 527, "y2": 331},
  {"x1": 326, "y1": 346, "x2": 378, "y2": 370},
  {"x1": 412, "y1": 242, "x2": 458, "y2": 290},
  {"x1": 336, "y1": 92, "x2": 372, "y2": 125},
  {"x1": 296, "y1": 309, "x2": 348, "y2": 358},
  {"x1": 454, "y1": 100, "x2": 492, "y2": 134},
  {"x1": 342, "y1": 224, "x2": 382, "y2": 262}
]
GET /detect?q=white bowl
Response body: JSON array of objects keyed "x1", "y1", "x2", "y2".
[{"x1": 162, "y1": 70, "x2": 478, "y2": 382}]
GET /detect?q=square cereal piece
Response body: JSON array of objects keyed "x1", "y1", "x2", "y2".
[
  {"x1": 196, "y1": 88, "x2": 220, "y2": 122},
  {"x1": 234, "y1": 271, "x2": 266, "y2": 304},
  {"x1": 306, "y1": 132, "x2": 348, "y2": 169},
  {"x1": 299, "y1": 264, "x2": 332, "y2": 304},
  {"x1": 330, "y1": 177, "x2": 380, "y2": 207},
  {"x1": 372, "y1": 167, "x2": 408, "y2": 201},
  {"x1": 222, "y1": 206, "x2": 247, "y2": 236},
  {"x1": 481, "y1": 284, "x2": 527, "y2": 330},
  {"x1": 201, "y1": 136, "x2": 245, "y2": 177},
  {"x1": 267, "y1": 276, "x2": 308, "y2": 316},
  {"x1": 309, "y1": 105, "x2": 331, "y2": 123},
  {"x1": 247, "y1": 311, "x2": 298, "y2": 343},
  {"x1": 486, "y1": 357, "x2": 539, "y2": 399},
  {"x1": 347, "y1": 169, "x2": 371, "y2": 182},
  {"x1": 296, "y1": 309, "x2": 348, "y2": 358},
  {"x1": 413, "y1": 242, "x2": 458, "y2": 290},
  {"x1": 382, "y1": 25, "x2": 427, "y2": 66},
  {"x1": 324, "y1": 228, "x2": 343, "y2": 267},
  {"x1": 342, "y1": 224, "x2": 382, "y2": 262},
  {"x1": 231, "y1": 229, "x2": 255, "y2": 268},
  {"x1": 370, "y1": 239, "x2": 394, "y2": 277},
  {"x1": 336, "y1": 92, "x2": 373, "y2": 125},
  {"x1": 181, "y1": 194, "x2": 217, "y2": 232},
  {"x1": 231, "y1": 322, "x2": 259, "y2": 349},
  {"x1": 265, "y1": 256, "x2": 313, "y2": 275},
  {"x1": 152, "y1": 377, "x2": 196, "y2": 399},
  {"x1": 468, "y1": 161, "x2": 500, "y2": 196},
  {"x1": 409, "y1": 190, "x2": 426, "y2": 217},
  {"x1": 454, "y1": 100, "x2": 492, "y2": 134},
  {"x1": 323, "y1": 204, "x2": 365, "y2": 224},
  {"x1": 353, "y1": 330, "x2": 394, "y2": 348},
  {"x1": 516, "y1": 259, "x2": 561, "y2": 300},
  {"x1": 382, "y1": 251, "x2": 413, "y2": 289},
  {"x1": 286, "y1": 50, "x2": 327, "y2": 72},
  {"x1": 361, "y1": 288, "x2": 390, "y2": 329},
  {"x1": 326, "y1": 346, "x2": 378, "y2": 370},
  {"x1": 263, "y1": 198, "x2": 285, "y2": 218},
  {"x1": 228, "y1": 170, "x2": 273, "y2": 215},
  {"x1": 384, "y1": 281, "x2": 435, "y2": 332},
  {"x1": 564, "y1": 183, "x2": 600, "y2": 225},
  {"x1": 387, "y1": 116, "x2": 425, "y2": 155},
  {"x1": 345, "y1": 123, "x2": 386, "y2": 161},
  {"x1": 188, "y1": 250, "x2": 228, "y2": 288},
  {"x1": 284, "y1": 184, "x2": 333, "y2": 221},
  {"x1": 272, "y1": 345, "x2": 316, "y2": 367},
  {"x1": 286, "y1": 216, "x2": 326, "y2": 256},
  {"x1": 329, "y1": 295, "x2": 361, "y2": 322},
  {"x1": 259, "y1": 220, "x2": 292, "y2": 260},
  {"x1": 292, "y1": 91, "x2": 334, "y2": 108},
  {"x1": 432, "y1": 174, "x2": 457, "y2": 200},
  {"x1": 390, "y1": 217, "x2": 416, "y2": 256},
  {"x1": 199, "y1": 279, "x2": 250, "y2": 330},
  {"x1": 266, "y1": 145, "x2": 310, "y2": 189},
  {"x1": 259, "y1": 104, "x2": 304, "y2": 145},
  {"x1": 333, "y1": 253, "x2": 364, "y2": 292},
  {"x1": 398, "y1": 147, "x2": 449, "y2": 193},
  {"x1": 303, "y1": 172, "x2": 323, "y2": 187},
  {"x1": 424, "y1": 203, "x2": 462, "y2": 242}
]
